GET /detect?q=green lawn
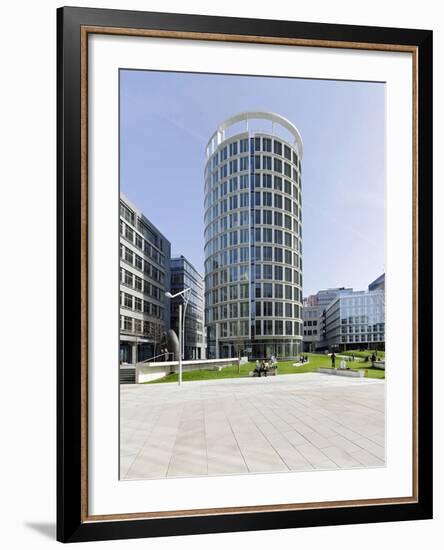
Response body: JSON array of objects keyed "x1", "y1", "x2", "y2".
[{"x1": 145, "y1": 352, "x2": 385, "y2": 384}]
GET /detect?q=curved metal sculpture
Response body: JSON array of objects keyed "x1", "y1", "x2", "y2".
[{"x1": 158, "y1": 329, "x2": 180, "y2": 361}]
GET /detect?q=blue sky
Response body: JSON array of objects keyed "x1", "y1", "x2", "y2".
[{"x1": 120, "y1": 70, "x2": 385, "y2": 297}]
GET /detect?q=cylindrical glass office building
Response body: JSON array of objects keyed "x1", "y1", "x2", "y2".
[{"x1": 204, "y1": 112, "x2": 303, "y2": 359}]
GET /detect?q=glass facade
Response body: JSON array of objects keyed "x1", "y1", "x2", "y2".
[
  {"x1": 204, "y1": 113, "x2": 303, "y2": 359},
  {"x1": 325, "y1": 290, "x2": 385, "y2": 351},
  {"x1": 170, "y1": 256, "x2": 205, "y2": 360}
]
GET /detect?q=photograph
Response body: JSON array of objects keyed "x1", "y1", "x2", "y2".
[{"x1": 118, "y1": 69, "x2": 386, "y2": 481}]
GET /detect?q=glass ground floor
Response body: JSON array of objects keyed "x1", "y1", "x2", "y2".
[{"x1": 206, "y1": 339, "x2": 303, "y2": 360}]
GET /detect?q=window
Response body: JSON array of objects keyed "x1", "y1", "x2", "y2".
[
  {"x1": 274, "y1": 247, "x2": 283, "y2": 263},
  {"x1": 274, "y1": 265, "x2": 283, "y2": 280},
  {"x1": 263, "y1": 228, "x2": 273, "y2": 242},
  {"x1": 240, "y1": 156, "x2": 249, "y2": 171},
  {"x1": 262, "y1": 156, "x2": 272, "y2": 170},
  {"x1": 263, "y1": 283, "x2": 273, "y2": 298},
  {"x1": 275, "y1": 284, "x2": 283, "y2": 298},
  {"x1": 275, "y1": 302, "x2": 283, "y2": 316},
  {"x1": 274, "y1": 140, "x2": 282, "y2": 155},
  {"x1": 239, "y1": 192, "x2": 249, "y2": 208},
  {"x1": 263, "y1": 210, "x2": 272, "y2": 224},
  {"x1": 238, "y1": 175, "x2": 248, "y2": 190},
  {"x1": 275, "y1": 229, "x2": 283, "y2": 244},
  {"x1": 263, "y1": 174, "x2": 272, "y2": 188},
  {"x1": 274, "y1": 212, "x2": 282, "y2": 226},
  {"x1": 240, "y1": 302, "x2": 249, "y2": 317},
  {"x1": 259, "y1": 247, "x2": 271, "y2": 262},
  {"x1": 240, "y1": 284, "x2": 249, "y2": 298},
  {"x1": 284, "y1": 163, "x2": 292, "y2": 178},
  {"x1": 263, "y1": 302, "x2": 273, "y2": 316},
  {"x1": 124, "y1": 317, "x2": 132, "y2": 331},
  {"x1": 263, "y1": 264, "x2": 273, "y2": 279},
  {"x1": 255, "y1": 301, "x2": 262, "y2": 317},
  {"x1": 263, "y1": 137, "x2": 272, "y2": 152},
  {"x1": 229, "y1": 177, "x2": 238, "y2": 193},
  {"x1": 263, "y1": 192, "x2": 272, "y2": 206},
  {"x1": 240, "y1": 138, "x2": 248, "y2": 153},
  {"x1": 124, "y1": 270, "x2": 133, "y2": 286},
  {"x1": 264, "y1": 320, "x2": 273, "y2": 335},
  {"x1": 274, "y1": 158, "x2": 282, "y2": 173},
  {"x1": 274, "y1": 176, "x2": 282, "y2": 191},
  {"x1": 275, "y1": 320, "x2": 283, "y2": 334},
  {"x1": 284, "y1": 144, "x2": 291, "y2": 160},
  {"x1": 124, "y1": 294, "x2": 132, "y2": 309},
  {"x1": 229, "y1": 141, "x2": 238, "y2": 156}
]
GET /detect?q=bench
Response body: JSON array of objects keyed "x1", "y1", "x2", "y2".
[{"x1": 249, "y1": 365, "x2": 278, "y2": 377}]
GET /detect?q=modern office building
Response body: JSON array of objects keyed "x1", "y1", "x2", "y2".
[
  {"x1": 368, "y1": 273, "x2": 385, "y2": 291},
  {"x1": 170, "y1": 255, "x2": 205, "y2": 360},
  {"x1": 324, "y1": 288, "x2": 385, "y2": 351},
  {"x1": 204, "y1": 112, "x2": 304, "y2": 359},
  {"x1": 315, "y1": 287, "x2": 354, "y2": 309},
  {"x1": 302, "y1": 305, "x2": 323, "y2": 352},
  {"x1": 119, "y1": 194, "x2": 171, "y2": 364}
]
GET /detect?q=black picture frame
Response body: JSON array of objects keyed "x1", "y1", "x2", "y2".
[{"x1": 57, "y1": 6, "x2": 433, "y2": 543}]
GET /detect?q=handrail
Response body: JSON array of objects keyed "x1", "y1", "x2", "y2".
[{"x1": 139, "y1": 352, "x2": 173, "y2": 364}]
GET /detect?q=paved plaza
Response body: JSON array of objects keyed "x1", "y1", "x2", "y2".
[{"x1": 120, "y1": 373, "x2": 385, "y2": 480}]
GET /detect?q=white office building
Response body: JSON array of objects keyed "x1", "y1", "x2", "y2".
[{"x1": 204, "y1": 112, "x2": 303, "y2": 359}]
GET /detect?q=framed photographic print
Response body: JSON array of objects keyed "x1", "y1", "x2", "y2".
[{"x1": 57, "y1": 6, "x2": 433, "y2": 543}]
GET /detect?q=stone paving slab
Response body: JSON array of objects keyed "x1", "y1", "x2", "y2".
[{"x1": 120, "y1": 373, "x2": 385, "y2": 480}]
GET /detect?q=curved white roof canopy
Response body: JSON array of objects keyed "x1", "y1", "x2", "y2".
[{"x1": 206, "y1": 111, "x2": 303, "y2": 158}]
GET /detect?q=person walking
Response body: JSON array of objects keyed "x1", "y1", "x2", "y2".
[{"x1": 331, "y1": 352, "x2": 336, "y2": 368}]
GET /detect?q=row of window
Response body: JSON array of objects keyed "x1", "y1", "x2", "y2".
[
  {"x1": 340, "y1": 334, "x2": 385, "y2": 343},
  {"x1": 205, "y1": 156, "x2": 300, "y2": 192},
  {"x1": 205, "y1": 245, "x2": 300, "y2": 270},
  {"x1": 204, "y1": 174, "x2": 301, "y2": 208},
  {"x1": 120, "y1": 315, "x2": 163, "y2": 340},
  {"x1": 120, "y1": 201, "x2": 166, "y2": 253},
  {"x1": 204, "y1": 261, "x2": 302, "y2": 287},
  {"x1": 303, "y1": 329, "x2": 318, "y2": 337},
  {"x1": 119, "y1": 244, "x2": 165, "y2": 285},
  {"x1": 204, "y1": 210, "x2": 302, "y2": 245},
  {"x1": 205, "y1": 282, "x2": 301, "y2": 305},
  {"x1": 207, "y1": 137, "x2": 300, "y2": 172},
  {"x1": 205, "y1": 232, "x2": 302, "y2": 263},
  {"x1": 205, "y1": 222, "x2": 302, "y2": 254},
  {"x1": 205, "y1": 196, "x2": 301, "y2": 228},
  {"x1": 119, "y1": 267, "x2": 163, "y2": 302},
  {"x1": 304, "y1": 320, "x2": 318, "y2": 327},
  {"x1": 120, "y1": 291, "x2": 164, "y2": 320},
  {"x1": 205, "y1": 301, "x2": 301, "y2": 322},
  {"x1": 120, "y1": 220, "x2": 166, "y2": 267},
  {"x1": 254, "y1": 319, "x2": 302, "y2": 337},
  {"x1": 210, "y1": 318, "x2": 302, "y2": 338}
]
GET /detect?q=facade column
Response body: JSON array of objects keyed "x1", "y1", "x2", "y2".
[{"x1": 132, "y1": 343, "x2": 138, "y2": 365}]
